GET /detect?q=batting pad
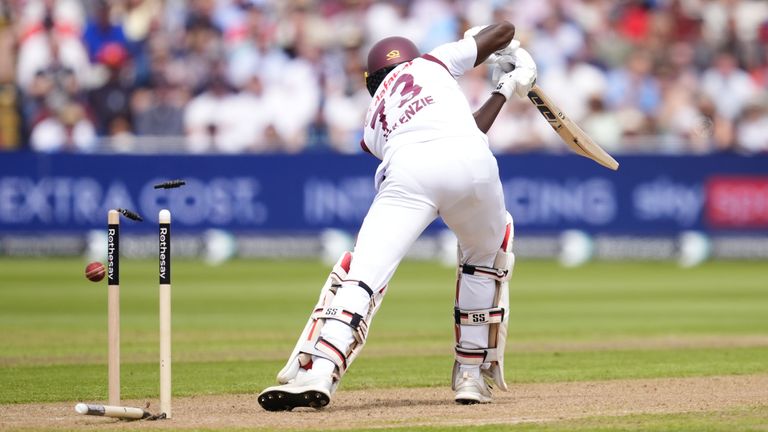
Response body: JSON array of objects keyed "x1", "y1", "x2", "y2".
[
  {"x1": 276, "y1": 252, "x2": 387, "y2": 390},
  {"x1": 453, "y1": 212, "x2": 514, "y2": 392}
]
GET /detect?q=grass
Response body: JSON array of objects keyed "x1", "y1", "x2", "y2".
[
  {"x1": 340, "y1": 406, "x2": 768, "y2": 432},
  {"x1": 0, "y1": 258, "x2": 766, "y2": 428},
  {"x1": 2, "y1": 346, "x2": 767, "y2": 404}
]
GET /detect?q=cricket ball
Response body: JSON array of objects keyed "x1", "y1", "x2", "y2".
[{"x1": 85, "y1": 262, "x2": 106, "y2": 282}]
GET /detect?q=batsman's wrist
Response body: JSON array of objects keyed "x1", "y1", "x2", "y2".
[{"x1": 492, "y1": 89, "x2": 511, "y2": 102}]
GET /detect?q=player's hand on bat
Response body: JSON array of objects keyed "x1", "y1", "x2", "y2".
[
  {"x1": 495, "y1": 45, "x2": 536, "y2": 74},
  {"x1": 491, "y1": 40, "x2": 520, "y2": 63},
  {"x1": 492, "y1": 49, "x2": 537, "y2": 100},
  {"x1": 493, "y1": 67, "x2": 537, "y2": 99}
]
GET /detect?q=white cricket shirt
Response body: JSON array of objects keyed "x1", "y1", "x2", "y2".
[{"x1": 361, "y1": 38, "x2": 484, "y2": 188}]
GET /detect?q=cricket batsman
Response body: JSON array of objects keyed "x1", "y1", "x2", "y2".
[{"x1": 259, "y1": 21, "x2": 537, "y2": 410}]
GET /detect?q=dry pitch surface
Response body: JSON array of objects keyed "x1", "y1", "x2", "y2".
[{"x1": 2, "y1": 374, "x2": 767, "y2": 430}]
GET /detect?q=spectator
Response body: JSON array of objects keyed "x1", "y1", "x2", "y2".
[
  {"x1": 180, "y1": 2, "x2": 224, "y2": 92},
  {"x1": 605, "y1": 50, "x2": 661, "y2": 115},
  {"x1": 750, "y1": 27, "x2": 768, "y2": 87},
  {"x1": 123, "y1": 0, "x2": 162, "y2": 44},
  {"x1": 538, "y1": 55, "x2": 607, "y2": 122},
  {"x1": 364, "y1": 1, "x2": 422, "y2": 46},
  {"x1": 223, "y1": 3, "x2": 286, "y2": 88},
  {"x1": 82, "y1": 0, "x2": 128, "y2": 63},
  {"x1": 702, "y1": 51, "x2": 759, "y2": 121},
  {"x1": 655, "y1": 64, "x2": 710, "y2": 153},
  {"x1": 133, "y1": 78, "x2": 186, "y2": 137},
  {"x1": 529, "y1": 8, "x2": 585, "y2": 74},
  {"x1": 583, "y1": 96, "x2": 623, "y2": 154},
  {"x1": 459, "y1": 62, "x2": 494, "y2": 111},
  {"x1": 184, "y1": 73, "x2": 234, "y2": 153},
  {"x1": 0, "y1": 84, "x2": 21, "y2": 150},
  {"x1": 261, "y1": 40, "x2": 320, "y2": 153},
  {"x1": 216, "y1": 74, "x2": 275, "y2": 153},
  {"x1": 2, "y1": 0, "x2": 767, "y2": 154},
  {"x1": 16, "y1": 7, "x2": 90, "y2": 92},
  {"x1": 214, "y1": 0, "x2": 260, "y2": 42},
  {"x1": 700, "y1": 0, "x2": 768, "y2": 47},
  {"x1": 17, "y1": 0, "x2": 84, "y2": 35},
  {"x1": 614, "y1": 0, "x2": 654, "y2": 44},
  {"x1": 735, "y1": 99, "x2": 768, "y2": 153},
  {"x1": 323, "y1": 46, "x2": 369, "y2": 153},
  {"x1": 487, "y1": 98, "x2": 550, "y2": 153},
  {"x1": 697, "y1": 97, "x2": 734, "y2": 151},
  {"x1": 122, "y1": 0, "x2": 163, "y2": 86},
  {"x1": 107, "y1": 115, "x2": 135, "y2": 152},
  {"x1": 30, "y1": 102, "x2": 96, "y2": 152},
  {"x1": 0, "y1": 5, "x2": 21, "y2": 149},
  {"x1": 88, "y1": 43, "x2": 132, "y2": 136}
]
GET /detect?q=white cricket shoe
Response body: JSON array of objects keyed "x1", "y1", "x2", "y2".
[
  {"x1": 258, "y1": 372, "x2": 334, "y2": 411},
  {"x1": 454, "y1": 371, "x2": 493, "y2": 404}
]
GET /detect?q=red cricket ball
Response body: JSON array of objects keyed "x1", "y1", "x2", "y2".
[{"x1": 85, "y1": 262, "x2": 106, "y2": 282}]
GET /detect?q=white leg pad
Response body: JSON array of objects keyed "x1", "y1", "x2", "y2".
[
  {"x1": 277, "y1": 252, "x2": 386, "y2": 391},
  {"x1": 453, "y1": 212, "x2": 514, "y2": 391}
]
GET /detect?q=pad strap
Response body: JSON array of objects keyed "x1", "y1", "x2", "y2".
[
  {"x1": 460, "y1": 264, "x2": 508, "y2": 281},
  {"x1": 312, "y1": 307, "x2": 369, "y2": 342},
  {"x1": 340, "y1": 279, "x2": 373, "y2": 297},
  {"x1": 315, "y1": 337, "x2": 349, "y2": 372},
  {"x1": 454, "y1": 346, "x2": 502, "y2": 365},
  {"x1": 312, "y1": 307, "x2": 363, "y2": 329},
  {"x1": 454, "y1": 307, "x2": 505, "y2": 325}
]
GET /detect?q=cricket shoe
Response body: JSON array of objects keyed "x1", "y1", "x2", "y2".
[
  {"x1": 454, "y1": 371, "x2": 493, "y2": 404},
  {"x1": 258, "y1": 373, "x2": 334, "y2": 411}
]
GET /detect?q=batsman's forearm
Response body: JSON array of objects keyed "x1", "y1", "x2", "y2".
[
  {"x1": 473, "y1": 93, "x2": 507, "y2": 134},
  {"x1": 472, "y1": 22, "x2": 515, "y2": 66}
]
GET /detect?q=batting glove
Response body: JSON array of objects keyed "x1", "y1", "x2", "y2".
[
  {"x1": 493, "y1": 40, "x2": 521, "y2": 60},
  {"x1": 508, "y1": 46, "x2": 536, "y2": 71},
  {"x1": 491, "y1": 44, "x2": 537, "y2": 99},
  {"x1": 493, "y1": 67, "x2": 537, "y2": 100},
  {"x1": 494, "y1": 46, "x2": 536, "y2": 74}
]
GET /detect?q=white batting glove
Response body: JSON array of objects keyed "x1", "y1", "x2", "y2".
[
  {"x1": 494, "y1": 46, "x2": 536, "y2": 74},
  {"x1": 493, "y1": 67, "x2": 537, "y2": 100},
  {"x1": 507, "y1": 46, "x2": 536, "y2": 71},
  {"x1": 491, "y1": 54, "x2": 514, "y2": 81},
  {"x1": 491, "y1": 45, "x2": 537, "y2": 99},
  {"x1": 494, "y1": 40, "x2": 521, "y2": 59}
]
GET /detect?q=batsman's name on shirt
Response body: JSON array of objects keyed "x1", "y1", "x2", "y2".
[
  {"x1": 385, "y1": 96, "x2": 436, "y2": 139},
  {"x1": 398, "y1": 96, "x2": 435, "y2": 125}
]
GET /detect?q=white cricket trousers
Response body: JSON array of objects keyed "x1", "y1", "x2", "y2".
[{"x1": 315, "y1": 137, "x2": 508, "y2": 375}]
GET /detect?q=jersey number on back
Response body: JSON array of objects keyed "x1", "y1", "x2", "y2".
[{"x1": 369, "y1": 73, "x2": 423, "y2": 130}]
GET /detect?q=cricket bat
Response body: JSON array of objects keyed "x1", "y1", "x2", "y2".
[{"x1": 527, "y1": 85, "x2": 619, "y2": 171}]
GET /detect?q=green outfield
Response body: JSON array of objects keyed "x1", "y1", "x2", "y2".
[{"x1": 0, "y1": 258, "x2": 767, "y2": 431}]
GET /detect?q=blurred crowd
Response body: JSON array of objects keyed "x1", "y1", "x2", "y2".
[{"x1": 0, "y1": 0, "x2": 766, "y2": 154}]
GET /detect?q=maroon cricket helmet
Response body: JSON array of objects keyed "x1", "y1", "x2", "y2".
[{"x1": 366, "y1": 36, "x2": 420, "y2": 76}]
